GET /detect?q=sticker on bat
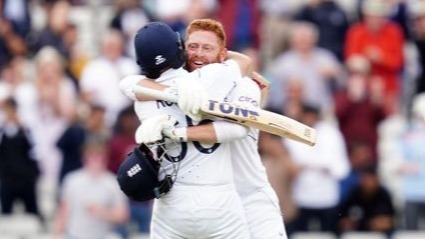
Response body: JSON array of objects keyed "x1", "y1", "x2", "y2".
[{"x1": 208, "y1": 100, "x2": 259, "y2": 120}]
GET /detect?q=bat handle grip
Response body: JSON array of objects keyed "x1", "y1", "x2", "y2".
[{"x1": 132, "y1": 85, "x2": 178, "y2": 103}]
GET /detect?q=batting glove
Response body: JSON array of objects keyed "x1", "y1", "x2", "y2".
[
  {"x1": 174, "y1": 77, "x2": 208, "y2": 122},
  {"x1": 135, "y1": 115, "x2": 177, "y2": 144},
  {"x1": 162, "y1": 119, "x2": 187, "y2": 142}
]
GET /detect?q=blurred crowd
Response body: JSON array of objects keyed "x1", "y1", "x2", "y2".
[{"x1": 1, "y1": 0, "x2": 425, "y2": 238}]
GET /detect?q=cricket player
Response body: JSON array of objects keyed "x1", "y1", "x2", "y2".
[
  {"x1": 119, "y1": 22, "x2": 252, "y2": 238},
  {"x1": 131, "y1": 19, "x2": 288, "y2": 239}
]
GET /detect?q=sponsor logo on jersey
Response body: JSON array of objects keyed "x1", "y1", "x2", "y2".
[
  {"x1": 127, "y1": 164, "x2": 142, "y2": 177},
  {"x1": 208, "y1": 100, "x2": 259, "y2": 120},
  {"x1": 238, "y1": 96, "x2": 259, "y2": 107}
]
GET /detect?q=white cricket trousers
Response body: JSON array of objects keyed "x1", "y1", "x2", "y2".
[
  {"x1": 242, "y1": 185, "x2": 288, "y2": 239},
  {"x1": 150, "y1": 184, "x2": 250, "y2": 239}
]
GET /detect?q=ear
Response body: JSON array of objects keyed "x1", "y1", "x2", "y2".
[{"x1": 219, "y1": 48, "x2": 227, "y2": 62}]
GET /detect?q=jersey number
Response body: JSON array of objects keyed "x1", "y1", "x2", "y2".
[{"x1": 164, "y1": 116, "x2": 220, "y2": 163}]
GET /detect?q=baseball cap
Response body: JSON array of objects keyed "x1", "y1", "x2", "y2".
[
  {"x1": 134, "y1": 22, "x2": 184, "y2": 76},
  {"x1": 116, "y1": 144, "x2": 173, "y2": 201}
]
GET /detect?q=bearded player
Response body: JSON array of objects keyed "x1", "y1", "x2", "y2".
[
  {"x1": 119, "y1": 22, "x2": 254, "y2": 238},
  {"x1": 126, "y1": 19, "x2": 288, "y2": 239}
]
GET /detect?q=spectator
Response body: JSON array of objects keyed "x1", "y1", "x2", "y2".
[
  {"x1": 107, "y1": 105, "x2": 152, "y2": 234},
  {"x1": 1, "y1": 0, "x2": 32, "y2": 38},
  {"x1": 107, "y1": 105, "x2": 136, "y2": 174},
  {"x1": 398, "y1": 93, "x2": 425, "y2": 230},
  {"x1": 56, "y1": 104, "x2": 110, "y2": 186},
  {"x1": 356, "y1": 0, "x2": 411, "y2": 40},
  {"x1": 338, "y1": 164, "x2": 396, "y2": 236},
  {"x1": 294, "y1": 0, "x2": 349, "y2": 61},
  {"x1": 216, "y1": 0, "x2": 260, "y2": 51},
  {"x1": 32, "y1": 46, "x2": 78, "y2": 182},
  {"x1": 0, "y1": 56, "x2": 38, "y2": 128},
  {"x1": 267, "y1": 21, "x2": 342, "y2": 113},
  {"x1": 284, "y1": 104, "x2": 350, "y2": 236},
  {"x1": 79, "y1": 29, "x2": 139, "y2": 126},
  {"x1": 0, "y1": 17, "x2": 27, "y2": 69},
  {"x1": 340, "y1": 139, "x2": 375, "y2": 202},
  {"x1": 56, "y1": 112, "x2": 85, "y2": 187},
  {"x1": 31, "y1": 0, "x2": 72, "y2": 58},
  {"x1": 259, "y1": 131, "x2": 299, "y2": 225},
  {"x1": 335, "y1": 55, "x2": 386, "y2": 160},
  {"x1": 266, "y1": 76, "x2": 306, "y2": 123},
  {"x1": 64, "y1": 22, "x2": 89, "y2": 88},
  {"x1": 345, "y1": 0, "x2": 404, "y2": 114},
  {"x1": 53, "y1": 140, "x2": 129, "y2": 239},
  {"x1": 0, "y1": 0, "x2": 30, "y2": 67},
  {"x1": 259, "y1": 0, "x2": 304, "y2": 69},
  {"x1": 110, "y1": 0, "x2": 153, "y2": 58},
  {"x1": 0, "y1": 97, "x2": 43, "y2": 223},
  {"x1": 150, "y1": 0, "x2": 216, "y2": 35},
  {"x1": 282, "y1": 79, "x2": 307, "y2": 120},
  {"x1": 410, "y1": 1, "x2": 425, "y2": 94}
]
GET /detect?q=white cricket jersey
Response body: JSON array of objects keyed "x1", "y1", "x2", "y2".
[
  {"x1": 134, "y1": 60, "x2": 242, "y2": 187},
  {"x1": 229, "y1": 77, "x2": 271, "y2": 196}
]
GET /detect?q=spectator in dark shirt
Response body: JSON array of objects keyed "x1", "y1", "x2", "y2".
[
  {"x1": 30, "y1": 0, "x2": 72, "y2": 58},
  {"x1": 410, "y1": 1, "x2": 425, "y2": 94},
  {"x1": 0, "y1": 98, "x2": 42, "y2": 222},
  {"x1": 338, "y1": 164, "x2": 395, "y2": 236},
  {"x1": 0, "y1": 18, "x2": 27, "y2": 69},
  {"x1": 294, "y1": 0, "x2": 349, "y2": 61},
  {"x1": 57, "y1": 104, "x2": 109, "y2": 186}
]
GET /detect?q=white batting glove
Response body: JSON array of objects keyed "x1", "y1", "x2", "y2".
[
  {"x1": 174, "y1": 77, "x2": 208, "y2": 121},
  {"x1": 162, "y1": 120, "x2": 187, "y2": 142},
  {"x1": 135, "y1": 115, "x2": 175, "y2": 144}
]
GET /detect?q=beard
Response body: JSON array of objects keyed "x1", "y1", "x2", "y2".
[{"x1": 186, "y1": 55, "x2": 222, "y2": 72}]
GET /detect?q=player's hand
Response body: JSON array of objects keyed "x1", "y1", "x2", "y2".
[
  {"x1": 174, "y1": 77, "x2": 208, "y2": 121},
  {"x1": 162, "y1": 118, "x2": 187, "y2": 142},
  {"x1": 135, "y1": 115, "x2": 174, "y2": 144}
]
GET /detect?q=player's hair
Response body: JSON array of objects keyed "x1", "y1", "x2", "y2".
[{"x1": 186, "y1": 19, "x2": 226, "y2": 48}]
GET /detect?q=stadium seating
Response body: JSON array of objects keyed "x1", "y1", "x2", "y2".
[
  {"x1": 290, "y1": 232, "x2": 337, "y2": 239},
  {"x1": 392, "y1": 231, "x2": 425, "y2": 239},
  {"x1": 340, "y1": 232, "x2": 387, "y2": 239},
  {"x1": 0, "y1": 214, "x2": 43, "y2": 237}
]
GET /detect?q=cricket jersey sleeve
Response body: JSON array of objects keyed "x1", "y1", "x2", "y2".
[
  {"x1": 232, "y1": 77, "x2": 261, "y2": 109},
  {"x1": 193, "y1": 59, "x2": 243, "y2": 101}
]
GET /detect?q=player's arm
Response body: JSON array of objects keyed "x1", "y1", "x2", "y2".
[
  {"x1": 224, "y1": 53, "x2": 270, "y2": 107},
  {"x1": 249, "y1": 72, "x2": 270, "y2": 108},
  {"x1": 226, "y1": 50, "x2": 253, "y2": 77},
  {"x1": 119, "y1": 75, "x2": 167, "y2": 101},
  {"x1": 120, "y1": 74, "x2": 207, "y2": 121},
  {"x1": 189, "y1": 121, "x2": 248, "y2": 143},
  {"x1": 135, "y1": 115, "x2": 248, "y2": 144}
]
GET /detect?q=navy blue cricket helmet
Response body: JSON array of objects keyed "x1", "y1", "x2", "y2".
[
  {"x1": 116, "y1": 143, "x2": 173, "y2": 201},
  {"x1": 134, "y1": 22, "x2": 185, "y2": 79}
]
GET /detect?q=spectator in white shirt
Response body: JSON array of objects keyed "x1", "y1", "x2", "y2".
[
  {"x1": 80, "y1": 29, "x2": 139, "y2": 126},
  {"x1": 284, "y1": 104, "x2": 350, "y2": 236}
]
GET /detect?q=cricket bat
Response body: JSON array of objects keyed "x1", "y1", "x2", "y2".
[{"x1": 133, "y1": 85, "x2": 316, "y2": 146}]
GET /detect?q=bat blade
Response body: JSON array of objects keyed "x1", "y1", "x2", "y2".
[
  {"x1": 133, "y1": 85, "x2": 316, "y2": 146},
  {"x1": 204, "y1": 100, "x2": 316, "y2": 146}
]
